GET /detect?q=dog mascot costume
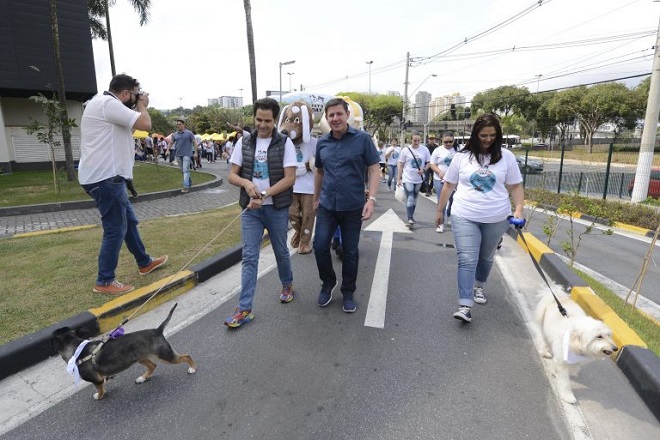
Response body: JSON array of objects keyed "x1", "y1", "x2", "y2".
[{"x1": 278, "y1": 100, "x2": 317, "y2": 254}]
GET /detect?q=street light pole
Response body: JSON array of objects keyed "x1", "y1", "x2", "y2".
[
  {"x1": 287, "y1": 72, "x2": 294, "y2": 92},
  {"x1": 400, "y1": 52, "x2": 410, "y2": 146},
  {"x1": 366, "y1": 60, "x2": 373, "y2": 93},
  {"x1": 535, "y1": 74, "x2": 542, "y2": 93},
  {"x1": 279, "y1": 60, "x2": 295, "y2": 103}
]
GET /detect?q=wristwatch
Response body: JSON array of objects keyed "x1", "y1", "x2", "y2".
[
  {"x1": 368, "y1": 196, "x2": 376, "y2": 203},
  {"x1": 261, "y1": 190, "x2": 268, "y2": 199}
]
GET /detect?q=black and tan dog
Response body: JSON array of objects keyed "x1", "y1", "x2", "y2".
[{"x1": 52, "y1": 303, "x2": 196, "y2": 400}]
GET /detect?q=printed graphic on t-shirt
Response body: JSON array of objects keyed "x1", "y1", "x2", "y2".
[
  {"x1": 443, "y1": 154, "x2": 455, "y2": 166},
  {"x1": 295, "y1": 146, "x2": 303, "y2": 163},
  {"x1": 253, "y1": 149, "x2": 269, "y2": 180},
  {"x1": 470, "y1": 166, "x2": 496, "y2": 192},
  {"x1": 392, "y1": 151, "x2": 400, "y2": 160},
  {"x1": 408, "y1": 154, "x2": 423, "y2": 169}
]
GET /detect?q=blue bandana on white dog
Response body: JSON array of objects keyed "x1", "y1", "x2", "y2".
[{"x1": 66, "y1": 339, "x2": 91, "y2": 384}]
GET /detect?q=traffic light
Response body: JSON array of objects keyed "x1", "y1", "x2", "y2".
[{"x1": 465, "y1": 107, "x2": 471, "y2": 119}]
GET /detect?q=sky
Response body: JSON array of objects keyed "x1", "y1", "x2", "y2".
[{"x1": 92, "y1": 0, "x2": 659, "y2": 110}]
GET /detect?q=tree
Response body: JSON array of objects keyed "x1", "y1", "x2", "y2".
[
  {"x1": 88, "y1": 0, "x2": 151, "y2": 76},
  {"x1": 148, "y1": 108, "x2": 173, "y2": 136},
  {"x1": 242, "y1": 0, "x2": 258, "y2": 103},
  {"x1": 26, "y1": 94, "x2": 77, "y2": 193},
  {"x1": 50, "y1": 0, "x2": 76, "y2": 181},
  {"x1": 471, "y1": 85, "x2": 531, "y2": 117}
]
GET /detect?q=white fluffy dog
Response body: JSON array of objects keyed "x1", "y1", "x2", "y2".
[{"x1": 535, "y1": 295, "x2": 618, "y2": 404}]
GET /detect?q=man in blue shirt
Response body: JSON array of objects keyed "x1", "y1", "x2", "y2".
[
  {"x1": 313, "y1": 98, "x2": 381, "y2": 313},
  {"x1": 168, "y1": 119, "x2": 198, "y2": 193}
]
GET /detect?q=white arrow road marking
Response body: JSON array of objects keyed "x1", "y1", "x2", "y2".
[{"x1": 363, "y1": 209, "x2": 412, "y2": 328}]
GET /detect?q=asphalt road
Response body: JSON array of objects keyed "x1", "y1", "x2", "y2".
[{"x1": 2, "y1": 189, "x2": 658, "y2": 439}]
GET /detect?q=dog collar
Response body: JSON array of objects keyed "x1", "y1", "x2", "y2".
[
  {"x1": 76, "y1": 341, "x2": 105, "y2": 367},
  {"x1": 67, "y1": 339, "x2": 91, "y2": 384},
  {"x1": 563, "y1": 330, "x2": 589, "y2": 364}
]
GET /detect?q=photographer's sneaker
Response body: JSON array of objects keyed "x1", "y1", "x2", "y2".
[
  {"x1": 473, "y1": 286, "x2": 487, "y2": 304},
  {"x1": 453, "y1": 306, "x2": 472, "y2": 323}
]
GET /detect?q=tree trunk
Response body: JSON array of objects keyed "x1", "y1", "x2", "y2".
[
  {"x1": 105, "y1": 0, "x2": 116, "y2": 76},
  {"x1": 243, "y1": 0, "x2": 257, "y2": 103},
  {"x1": 50, "y1": 0, "x2": 75, "y2": 181}
]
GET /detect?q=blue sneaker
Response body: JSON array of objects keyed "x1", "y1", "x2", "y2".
[
  {"x1": 318, "y1": 281, "x2": 337, "y2": 307},
  {"x1": 224, "y1": 308, "x2": 254, "y2": 328},
  {"x1": 342, "y1": 297, "x2": 357, "y2": 313}
]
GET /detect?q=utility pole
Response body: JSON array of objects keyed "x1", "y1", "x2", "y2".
[
  {"x1": 631, "y1": 15, "x2": 660, "y2": 203},
  {"x1": 400, "y1": 52, "x2": 410, "y2": 146}
]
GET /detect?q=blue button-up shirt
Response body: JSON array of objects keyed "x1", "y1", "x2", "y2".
[{"x1": 315, "y1": 125, "x2": 380, "y2": 211}]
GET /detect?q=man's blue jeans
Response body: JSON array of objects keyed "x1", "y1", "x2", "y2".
[
  {"x1": 177, "y1": 155, "x2": 192, "y2": 188},
  {"x1": 238, "y1": 204, "x2": 293, "y2": 311},
  {"x1": 82, "y1": 177, "x2": 151, "y2": 285},
  {"x1": 313, "y1": 205, "x2": 362, "y2": 298},
  {"x1": 450, "y1": 215, "x2": 509, "y2": 307}
]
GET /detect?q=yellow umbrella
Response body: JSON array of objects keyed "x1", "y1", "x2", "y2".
[
  {"x1": 133, "y1": 130, "x2": 149, "y2": 139},
  {"x1": 210, "y1": 133, "x2": 224, "y2": 141},
  {"x1": 201, "y1": 133, "x2": 212, "y2": 140}
]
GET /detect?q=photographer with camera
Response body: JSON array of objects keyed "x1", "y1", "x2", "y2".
[{"x1": 78, "y1": 74, "x2": 168, "y2": 295}]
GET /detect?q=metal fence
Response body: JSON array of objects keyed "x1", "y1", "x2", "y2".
[{"x1": 518, "y1": 142, "x2": 658, "y2": 201}]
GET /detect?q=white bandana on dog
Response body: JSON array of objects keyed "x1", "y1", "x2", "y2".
[
  {"x1": 563, "y1": 330, "x2": 588, "y2": 364},
  {"x1": 66, "y1": 339, "x2": 91, "y2": 385}
]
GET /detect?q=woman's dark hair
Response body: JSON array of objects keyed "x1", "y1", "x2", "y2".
[
  {"x1": 463, "y1": 113, "x2": 503, "y2": 165},
  {"x1": 253, "y1": 97, "x2": 280, "y2": 118}
]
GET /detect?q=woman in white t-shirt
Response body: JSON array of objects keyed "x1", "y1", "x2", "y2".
[
  {"x1": 396, "y1": 133, "x2": 430, "y2": 228},
  {"x1": 384, "y1": 139, "x2": 401, "y2": 191},
  {"x1": 436, "y1": 113, "x2": 524, "y2": 323},
  {"x1": 429, "y1": 131, "x2": 457, "y2": 232}
]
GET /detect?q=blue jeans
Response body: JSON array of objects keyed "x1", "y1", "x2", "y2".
[
  {"x1": 403, "y1": 182, "x2": 421, "y2": 221},
  {"x1": 238, "y1": 204, "x2": 293, "y2": 311},
  {"x1": 451, "y1": 215, "x2": 510, "y2": 307},
  {"x1": 177, "y1": 155, "x2": 192, "y2": 188},
  {"x1": 387, "y1": 164, "x2": 397, "y2": 189},
  {"x1": 313, "y1": 205, "x2": 362, "y2": 297},
  {"x1": 82, "y1": 177, "x2": 151, "y2": 285}
]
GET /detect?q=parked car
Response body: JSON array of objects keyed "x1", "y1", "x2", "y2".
[
  {"x1": 627, "y1": 167, "x2": 660, "y2": 198},
  {"x1": 515, "y1": 155, "x2": 544, "y2": 174}
]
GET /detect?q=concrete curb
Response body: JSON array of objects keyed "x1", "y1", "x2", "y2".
[{"x1": 505, "y1": 227, "x2": 659, "y2": 420}]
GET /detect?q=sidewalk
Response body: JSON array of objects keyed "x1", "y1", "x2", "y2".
[{"x1": 0, "y1": 161, "x2": 235, "y2": 238}]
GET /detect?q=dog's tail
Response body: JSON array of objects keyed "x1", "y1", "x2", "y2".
[{"x1": 158, "y1": 303, "x2": 178, "y2": 333}]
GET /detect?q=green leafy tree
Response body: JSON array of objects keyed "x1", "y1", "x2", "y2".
[
  {"x1": 26, "y1": 94, "x2": 78, "y2": 193},
  {"x1": 88, "y1": 0, "x2": 151, "y2": 76},
  {"x1": 471, "y1": 85, "x2": 531, "y2": 117},
  {"x1": 148, "y1": 108, "x2": 173, "y2": 135}
]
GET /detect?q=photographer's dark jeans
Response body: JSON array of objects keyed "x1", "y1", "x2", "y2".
[
  {"x1": 82, "y1": 177, "x2": 151, "y2": 285},
  {"x1": 313, "y1": 205, "x2": 362, "y2": 297}
]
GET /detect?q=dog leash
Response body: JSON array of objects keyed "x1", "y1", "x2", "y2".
[
  {"x1": 507, "y1": 216, "x2": 568, "y2": 318},
  {"x1": 107, "y1": 206, "x2": 249, "y2": 336}
]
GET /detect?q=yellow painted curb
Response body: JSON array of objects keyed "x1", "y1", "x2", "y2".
[
  {"x1": 89, "y1": 270, "x2": 197, "y2": 332},
  {"x1": 614, "y1": 222, "x2": 652, "y2": 235},
  {"x1": 13, "y1": 224, "x2": 98, "y2": 238},
  {"x1": 571, "y1": 286, "x2": 647, "y2": 349},
  {"x1": 516, "y1": 231, "x2": 552, "y2": 262}
]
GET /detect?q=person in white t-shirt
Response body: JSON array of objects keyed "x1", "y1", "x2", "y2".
[
  {"x1": 436, "y1": 113, "x2": 524, "y2": 323},
  {"x1": 396, "y1": 133, "x2": 431, "y2": 228},
  {"x1": 78, "y1": 74, "x2": 168, "y2": 295},
  {"x1": 429, "y1": 130, "x2": 458, "y2": 232},
  {"x1": 384, "y1": 138, "x2": 401, "y2": 191},
  {"x1": 224, "y1": 97, "x2": 297, "y2": 329}
]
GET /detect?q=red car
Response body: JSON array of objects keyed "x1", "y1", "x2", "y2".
[{"x1": 628, "y1": 167, "x2": 660, "y2": 198}]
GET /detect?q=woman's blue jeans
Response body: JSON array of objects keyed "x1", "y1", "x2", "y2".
[
  {"x1": 403, "y1": 182, "x2": 421, "y2": 221},
  {"x1": 313, "y1": 205, "x2": 363, "y2": 297},
  {"x1": 387, "y1": 164, "x2": 397, "y2": 189},
  {"x1": 82, "y1": 177, "x2": 151, "y2": 285},
  {"x1": 239, "y1": 204, "x2": 293, "y2": 311},
  {"x1": 450, "y1": 216, "x2": 509, "y2": 307}
]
